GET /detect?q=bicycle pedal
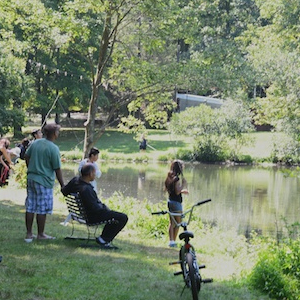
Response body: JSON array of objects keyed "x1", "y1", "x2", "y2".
[
  {"x1": 174, "y1": 270, "x2": 183, "y2": 276},
  {"x1": 202, "y1": 278, "x2": 213, "y2": 283},
  {"x1": 169, "y1": 261, "x2": 181, "y2": 265},
  {"x1": 198, "y1": 264, "x2": 206, "y2": 269}
]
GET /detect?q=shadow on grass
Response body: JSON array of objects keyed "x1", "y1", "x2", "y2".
[{"x1": 0, "y1": 201, "x2": 268, "y2": 300}]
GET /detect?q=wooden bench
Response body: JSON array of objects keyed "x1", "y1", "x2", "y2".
[{"x1": 64, "y1": 193, "x2": 116, "y2": 246}]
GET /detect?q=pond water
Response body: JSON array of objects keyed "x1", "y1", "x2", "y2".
[{"x1": 62, "y1": 162, "x2": 300, "y2": 237}]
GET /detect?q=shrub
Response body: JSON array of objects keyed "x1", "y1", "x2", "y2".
[
  {"x1": 248, "y1": 239, "x2": 300, "y2": 299},
  {"x1": 10, "y1": 159, "x2": 27, "y2": 189},
  {"x1": 99, "y1": 150, "x2": 109, "y2": 160},
  {"x1": 105, "y1": 193, "x2": 169, "y2": 238},
  {"x1": 193, "y1": 138, "x2": 228, "y2": 163},
  {"x1": 233, "y1": 154, "x2": 253, "y2": 164},
  {"x1": 157, "y1": 153, "x2": 176, "y2": 162},
  {"x1": 61, "y1": 147, "x2": 82, "y2": 161},
  {"x1": 176, "y1": 149, "x2": 194, "y2": 161},
  {"x1": 270, "y1": 136, "x2": 300, "y2": 165}
]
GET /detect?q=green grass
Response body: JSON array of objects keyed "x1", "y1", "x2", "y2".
[
  {"x1": 0, "y1": 185, "x2": 271, "y2": 300},
  {"x1": 0, "y1": 126, "x2": 290, "y2": 299},
  {"x1": 241, "y1": 131, "x2": 282, "y2": 159},
  {"x1": 52, "y1": 128, "x2": 193, "y2": 162},
  {"x1": 17, "y1": 127, "x2": 277, "y2": 162}
]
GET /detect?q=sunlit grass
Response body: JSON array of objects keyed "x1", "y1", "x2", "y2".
[{"x1": 0, "y1": 186, "x2": 271, "y2": 300}]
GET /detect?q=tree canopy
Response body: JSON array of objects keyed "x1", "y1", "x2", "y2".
[{"x1": 0, "y1": 0, "x2": 300, "y2": 154}]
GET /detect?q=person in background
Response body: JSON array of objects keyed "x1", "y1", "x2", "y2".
[
  {"x1": 17, "y1": 138, "x2": 30, "y2": 160},
  {"x1": 24, "y1": 124, "x2": 64, "y2": 242},
  {"x1": 139, "y1": 134, "x2": 147, "y2": 152},
  {"x1": 78, "y1": 147, "x2": 102, "y2": 193},
  {"x1": 61, "y1": 147, "x2": 102, "y2": 226},
  {"x1": 8, "y1": 147, "x2": 21, "y2": 164},
  {"x1": 164, "y1": 160, "x2": 189, "y2": 247},
  {"x1": 0, "y1": 138, "x2": 12, "y2": 187},
  {"x1": 62, "y1": 163, "x2": 128, "y2": 249},
  {"x1": 31, "y1": 128, "x2": 43, "y2": 141}
]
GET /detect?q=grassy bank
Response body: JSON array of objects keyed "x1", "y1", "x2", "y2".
[
  {"x1": 18, "y1": 126, "x2": 278, "y2": 162},
  {"x1": 0, "y1": 183, "x2": 271, "y2": 300},
  {"x1": 19, "y1": 127, "x2": 276, "y2": 163},
  {"x1": 1, "y1": 127, "x2": 281, "y2": 299}
]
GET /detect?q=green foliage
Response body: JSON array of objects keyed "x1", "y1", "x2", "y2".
[
  {"x1": 233, "y1": 154, "x2": 253, "y2": 164},
  {"x1": 10, "y1": 160, "x2": 27, "y2": 189},
  {"x1": 249, "y1": 240, "x2": 300, "y2": 300},
  {"x1": 0, "y1": 188, "x2": 272, "y2": 300},
  {"x1": 0, "y1": 108, "x2": 24, "y2": 136},
  {"x1": 193, "y1": 137, "x2": 228, "y2": 163},
  {"x1": 169, "y1": 100, "x2": 254, "y2": 162},
  {"x1": 105, "y1": 192, "x2": 168, "y2": 237},
  {"x1": 249, "y1": 221, "x2": 300, "y2": 299},
  {"x1": 61, "y1": 147, "x2": 83, "y2": 161},
  {"x1": 174, "y1": 148, "x2": 194, "y2": 161},
  {"x1": 270, "y1": 135, "x2": 300, "y2": 165}
]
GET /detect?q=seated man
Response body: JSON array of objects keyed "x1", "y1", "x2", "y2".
[{"x1": 62, "y1": 163, "x2": 128, "y2": 249}]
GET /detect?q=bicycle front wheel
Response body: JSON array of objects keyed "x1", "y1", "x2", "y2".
[{"x1": 186, "y1": 252, "x2": 199, "y2": 300}]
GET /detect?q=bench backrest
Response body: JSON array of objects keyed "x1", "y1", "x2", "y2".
[{"x1": 65, "y1": 193, "x2": 89, "y2": 225}]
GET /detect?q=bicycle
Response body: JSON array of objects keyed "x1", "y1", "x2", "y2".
[{"x1": 152, "y1": 199, "x2": 213, "y2": 300}]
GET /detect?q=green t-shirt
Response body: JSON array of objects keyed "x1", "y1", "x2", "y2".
[{"x1": 26, "y1": 138, "x2": 61, "y2": 188}]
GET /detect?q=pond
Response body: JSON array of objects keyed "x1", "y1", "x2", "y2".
[{"x1": 62, "y1": 162, "x2": 300, "y2": 238}]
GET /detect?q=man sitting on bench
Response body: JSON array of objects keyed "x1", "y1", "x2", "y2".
[{"x1": 62, "y1": 163, "x2": 128, "y2": 249}]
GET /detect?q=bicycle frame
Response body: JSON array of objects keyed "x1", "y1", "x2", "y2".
[{"x1": 152, "y1": 199, "x2": 212, "y2": 300}]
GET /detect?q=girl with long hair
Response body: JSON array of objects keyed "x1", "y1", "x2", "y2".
[{"x1": 165, "y1": 160, "x2": 189, "y2": 247}]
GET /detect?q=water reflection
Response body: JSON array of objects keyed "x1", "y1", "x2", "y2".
[{"x1": 62, "y1": 162, "x2": 300, "y2": 237}]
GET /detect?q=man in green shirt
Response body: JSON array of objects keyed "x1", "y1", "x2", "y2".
[{"x1": 24, "y1": 124, "x2": 64, "y2": 242}]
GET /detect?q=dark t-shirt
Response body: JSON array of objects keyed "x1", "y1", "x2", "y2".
[{"x1": 168, "y1": 175, "x2": 182, "y2": 203}]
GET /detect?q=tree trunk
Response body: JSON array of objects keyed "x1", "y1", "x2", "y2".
[
  {"x1": 55, "y1": 113, "x2": 60, "y2": 124},
  {"x1": 83, "y1": 83, "x2": 99, "y2": 158},
  {"x1": 83, "y1": 12, "x2": 112, "y2": 158}
]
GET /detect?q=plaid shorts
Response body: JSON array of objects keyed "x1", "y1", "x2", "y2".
[{"x1": 25, "y1": 179, "x2": 53, "y2": 214}]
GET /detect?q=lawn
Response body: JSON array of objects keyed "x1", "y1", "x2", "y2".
[
  {"x1": 19, "y1": 126, "x2": 277, "y2": 162},
  {"x1": 0, "y1": 185, "x2": 271, "y2": 300},
  {"x1": 0, "y1": 127, "x2": 278, "y2": 299}
]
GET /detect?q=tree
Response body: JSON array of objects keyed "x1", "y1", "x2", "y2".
[
  {"x1": 0, "y1": 6, "x2": 34, "y2": 137},
  {"x1": 56, "y1": 0, "x2": 182, "y2": 156},
  {"x1": 169, "y1": 100, "x2": 254, "y2": 161},
  {"x1": 245, "y1": 0, "x2": 300, "y2": 141}
]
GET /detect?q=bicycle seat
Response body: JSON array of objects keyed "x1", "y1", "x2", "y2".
[{"x1": 179, "y1": 231, "x2": 194, "y2": 240}]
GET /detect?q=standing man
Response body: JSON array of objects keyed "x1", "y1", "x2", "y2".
[{"x1": 24, "y1": 124, "x2": 64, "y2": 242}]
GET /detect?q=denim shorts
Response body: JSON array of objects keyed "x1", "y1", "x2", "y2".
[{"x1": 168, "y1": 200, "x2": 182, "y2": 213}]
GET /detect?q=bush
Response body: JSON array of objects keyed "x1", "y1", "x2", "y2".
[
  {"x1": 61, "y1": 147, "x2": 82, "y2": 161},
  {"x1": 232, "y1": 154, "x2": 253, "y2": 164},
  {"x1": 10, "y1": 159, "x2": 27, "y2": 188},
  {"x1": 270, "y1": 136, "x2": 300, "y2": 165},
  {"x1": 105, "y1": 192, "x2": 168, "y2": 238},
  {"x1": 248, "y1": 239, "x2": 300, "y2": 299},
  {"x1": 176, "y1": 149, "x2": 194, "y2": 161},
  {"x1": 193, "y1": 138, "x2": 228, "y2": 163}
]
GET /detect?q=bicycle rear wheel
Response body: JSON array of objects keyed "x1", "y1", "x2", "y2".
[{"x1": 186, "y1": 252, "x2": 199, "y2": 300}]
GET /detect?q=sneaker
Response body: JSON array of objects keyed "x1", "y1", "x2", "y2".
[
  {"x1": 96, "y1": 237, "x2": 119, "y2": 250},
  {"x1": 168, "y1": 241, "x2": 177, "y2": 248}
]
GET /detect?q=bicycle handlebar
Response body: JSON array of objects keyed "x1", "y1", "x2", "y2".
[
  {"x1": 195, "y1": 198, "x2": 211, "y2": 206},
  {"x1": 151, "y1": 211, "x2": 168, "y2": 215},
  {"x1": 151, "y1": 199, "x2": 211, "y2": 215}
]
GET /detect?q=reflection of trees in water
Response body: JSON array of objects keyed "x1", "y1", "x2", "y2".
[{"x1": 62, "y1": 163, "x2": 300, "y2": 237}]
